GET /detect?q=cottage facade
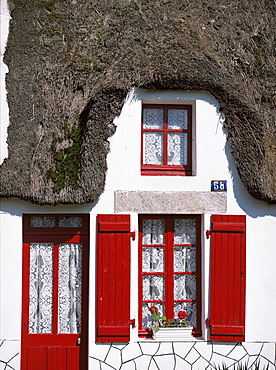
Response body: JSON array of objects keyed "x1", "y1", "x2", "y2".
[{"x1": 1, "y1": 1, "x2": 276, "y2": 369}]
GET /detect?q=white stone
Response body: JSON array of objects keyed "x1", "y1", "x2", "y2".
[
  {"x1": 155, "y1": 342, "x2": 173, "y2": 355},
  {"x1": 184, "y1": 348, "x2": 200, "y2": 365},
  {"x1": 148, "y1": 358, "x2": 160, "y2": 370},
  {"x1": 173, "y1": 342, "x2": 194, "y2": 359},
  {"x1": 210, "y1": 352, "x2": 236, "y2": 368},
  {"x1": 227, "y1": 343, "x2": 248, "y2": 361},
  {"x1": 243, "y1": 342, "x2": 265, "y2": 356},
  {"x1": 192, "y1": 355, "x2": 210, "y2": 370},
  {"x1": 6, "y1": 353, "x2": 19, "y2": 370},
  {"x1": 88, "y1": 357, "x2": 101, "y2": 370},
  {"x1": 101, "y1": 362, "x2": 117, "y2": 370},
  {"x1": 134, "y1": 354, "x2": 152, "y2": 369},
  {"x1": 105, "y1": 346, "x2": 122, "y2": 369},
  {"x1": 175, "y1": 355, "x2": 191, "y2": 370},
  {"x1": 139, "y1": 342, "x2": 161, "y2": 355},
  {"x1": 0, "y1": 340, "x2": 19, "y2": 363},
  {"x1": 154, "y1": 354, "x2": 175, "y2": 370},
  {"x1": 260, "y1": 342, "x2": 276, "y2": 364},
  {"x1": 90, "y1": 344, "x2": 111, "y2": 361},
  {"x1": 212, "y1": 343, "x2": 236, "y2": 357},
  {"x1": 194, "y1": 341, "x2": 213, "y2": 362},
  {"x1": 121, "y1": 359, "x2": 136, "y2": 370},
  {"x1": 122, "y1": 342, "x2": 142, "y2": 363}
]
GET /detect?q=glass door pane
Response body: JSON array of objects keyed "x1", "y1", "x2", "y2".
[
  {"x1": 58, "y1": 243, "x2": 82, "y2": 334},
  {"x1": 29, "y1": 243, "x2": 54, "y2": 334}
]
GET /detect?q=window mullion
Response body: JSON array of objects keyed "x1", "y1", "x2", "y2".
[
  {"x1": 52, "y1": 243, "x2": 59, "y2": 335},
  {"x1": 165, "y1": 217, "x2": 174, "y2": 320},
  {"x1": 163, "y1": 108, "x2": 168, "y2": 166}
]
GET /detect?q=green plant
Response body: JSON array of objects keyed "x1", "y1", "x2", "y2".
[
  {"x1": 212, "y1": 361, "x2": 270, "y2": 370},
  {"x1": 148, "y1": 306, "x2": 190, "y2": 330}
]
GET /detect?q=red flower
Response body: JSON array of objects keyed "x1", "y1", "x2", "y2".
[
  {"x1": 178, "y1": 311, "x2": 187, "y2": 319},
  {"x1": 149, "y1": 306, "x2": 158, "y2": 314}
]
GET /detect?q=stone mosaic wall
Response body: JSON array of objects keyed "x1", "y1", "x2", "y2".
[
  {"x1": 0, "y1": 340, "x2": 275, "y2": 369},
  {"x1": 89, "y1": 341, "x2": 276, "y2": 370}
]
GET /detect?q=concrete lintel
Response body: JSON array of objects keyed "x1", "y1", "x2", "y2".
[{"x1": 114, "y1": 191, "x2": 227, "y2": 214}]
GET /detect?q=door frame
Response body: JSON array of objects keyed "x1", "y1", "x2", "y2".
[{"x1": 21, "y1": 214, "x2": 89, "y2": 370}]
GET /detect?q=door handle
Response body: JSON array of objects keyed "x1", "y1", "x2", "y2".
[{"x1": 77, "y1": 338, "x2": 81, "y2": 345}]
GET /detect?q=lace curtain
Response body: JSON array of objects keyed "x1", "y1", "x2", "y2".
[
  {"x1": 142, "y1": 219, "x2": 164, "y2": 245},
  {"x1": 58, "y1": 243, "x2": 82, "y2": 333},
  {"x1": 29, "y1": 243, "x2": 54, "y2": 333}
]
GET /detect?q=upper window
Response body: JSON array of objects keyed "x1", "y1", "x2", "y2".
[{"x1": 141, "y1": 104, "x2": 192, "y2": 176}]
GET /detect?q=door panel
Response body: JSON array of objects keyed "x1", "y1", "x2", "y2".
[{"x1": 22, "y1": 214, "x2": 89, "y2": 370}]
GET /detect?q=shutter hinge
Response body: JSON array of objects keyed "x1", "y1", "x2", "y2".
[
  {"x1": 130, "y1": 231, "x2": 136, "y2": 241},
  {"x1": 206, "y1": 230, "x2": 211, "y2": 239},
  {"x1": 205, "y1": 318, "x2": 211, "y2": 327},
  {"x1": 129, "y1": 319, "x2": 136, "y2": 328}
]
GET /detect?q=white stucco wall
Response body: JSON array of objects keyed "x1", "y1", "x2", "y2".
[{"x1": 1, "y1": 2, "x2": 276, "y2": 368}]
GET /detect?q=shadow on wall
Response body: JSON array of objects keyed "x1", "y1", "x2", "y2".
[{"x1": 225, "y1": 140, "x2": 276, "y2": 218}]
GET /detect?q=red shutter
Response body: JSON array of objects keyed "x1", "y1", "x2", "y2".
[
  {"x1": 96, "y1": 214, "x2": 132, "y2": 342},
  {"x1": 209, "y1": 215, "x2": 246, "y2": 342}
]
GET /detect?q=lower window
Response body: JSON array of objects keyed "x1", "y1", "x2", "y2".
[{"x1": 138, "y1": 215, "x2": 202, "y2": 337}]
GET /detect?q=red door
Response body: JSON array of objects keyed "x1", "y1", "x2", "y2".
[{"x1": 21, "y1": 214, "x2": 89, "y2": 370}]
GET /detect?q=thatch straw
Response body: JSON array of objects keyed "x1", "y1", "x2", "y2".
[{"x1": 1, "y1": 0, "x2": 275, "y2": 204}]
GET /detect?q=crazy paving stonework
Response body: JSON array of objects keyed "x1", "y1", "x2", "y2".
[
  {"x1": 89, "y1": 341, "x2": 276, "y2": 370},
  {"x1": 1, "y1": 340, "x2": 275, "y2": 369},
  {"x1": 0, "y1": 340, "x2": 19, "y2": 370}
]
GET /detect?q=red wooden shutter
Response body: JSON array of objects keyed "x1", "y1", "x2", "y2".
[
  {"x1": 209, "y1": 215, "x2": 246, "y2": 342},
  {"x1": 96, "y1": 214, "x2": 132, "y2": 342}
]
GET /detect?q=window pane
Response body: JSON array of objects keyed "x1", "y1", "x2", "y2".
[
  {"x1": 174, "y1": 302, "x2": 197, "y2": 327},
  {"x1": 143, "y1": 275, "x2": 164, "y2": 300},
  {"x1": 143, "y1": 132, "x2": 163, "y2": 165},
  {"x1": 174, "y1": 247, "x2": 196, "y2": 272},
  {"x1": 142, "y1": 247, "x2": 164, "y2": 272},
  {"x1": 58, "y1": 216, "x2": 83, "y2": 228},
  {"x1": 168, "y1": 109, "x2": 188, "y2": 129},
  {"x1": 174, "y1": 275, "x2": 196, "y2": 300},
  {"x1": 142, "y1": 302, "x2": 164, "y2": 329},
  {"x1": 143, "y1": 108, "x2": 163, "y2": 129},
  {"x1": 29, "y1": 243, "x2": 53, "y2": 333},
  {"x1": 58, "y1": 243, "x2": 82, "y2": 333},
  {"x1": 174, "y1": 219, "x2": 196, "y2": 244},
  {"x1": 168, "y1": 133, "x2": 187, "y2": 165},
  {"x1": 30, "y1": 216, "x2": 55, "y2": 228},
  {"x1": 142, "y1": 219, "x2": 164, "y2": 245}
]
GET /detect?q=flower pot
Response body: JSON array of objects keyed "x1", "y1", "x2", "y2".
[{"x1": 153, "y1": 327, "x2": 193, "y2": 341}]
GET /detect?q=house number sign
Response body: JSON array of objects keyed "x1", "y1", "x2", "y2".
[{"x1": 211, "y1": 180, "x2": 227, "y2": 192}]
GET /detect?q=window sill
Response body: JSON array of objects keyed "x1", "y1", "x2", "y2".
[
  {"x1": 141, "y1": 167, "x2": 192, "y2": 176},
  {"x1": 137, "y1": 336, "x2": 204, "y2": 342}
]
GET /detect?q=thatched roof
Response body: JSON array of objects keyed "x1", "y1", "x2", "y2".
[{"x1": 1, "y1": 0, "x2": 275, "y2": 205}]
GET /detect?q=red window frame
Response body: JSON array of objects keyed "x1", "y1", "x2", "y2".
[
  {"x1": 138, "y1": 215, "x2": 202, "y2": 338},
  {"x1": 141, "y1": 104, "x2": 193, "y2": 176}
]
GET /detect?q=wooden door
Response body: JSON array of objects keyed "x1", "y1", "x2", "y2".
[{"x1": 21, "y1": 214, "x2": 89, "y2": 370}]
